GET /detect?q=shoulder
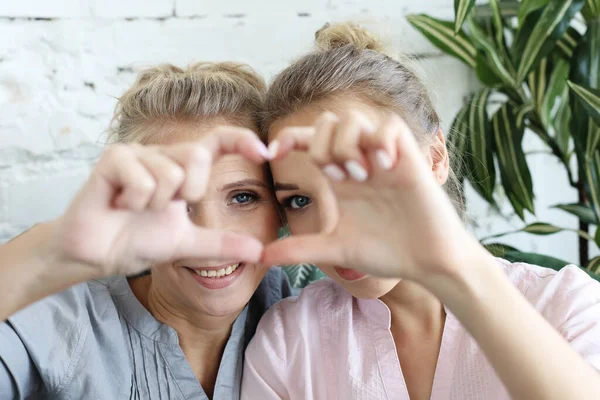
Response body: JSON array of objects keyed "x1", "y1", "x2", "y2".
[
  {"x1": 254, "y1": 278, "x2": 350, "y2": 342},
  {"x1": 499, "y1": 259, "x2": 600, "y2": 330},
  {"x1": 5, "y1": 278, "x2": 124, "y2": 392}
]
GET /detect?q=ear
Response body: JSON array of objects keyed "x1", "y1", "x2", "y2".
[{"x1": 429, "y1": 128, "x2": 449, "y2": 185}]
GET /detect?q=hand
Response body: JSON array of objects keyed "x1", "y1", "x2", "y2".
[
  {"x1": 53, "y1": 126, "x2": 271, "y2": 278},
  {"x1": 263, "y1": 112, "x2": 479, "y2": 283}
]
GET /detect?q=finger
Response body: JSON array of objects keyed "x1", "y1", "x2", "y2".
[
  {"x1": 262, "y1": 234, "x2": 346, "y2": 267},
  {"x1": 392, "y1": 114, "x2": 428, "y2": 167},
  {"x1": 202, "y1": 125, "x2": 270, "y2": 163},
  {"x1": 331, "y1": 111, "x2": 375, "y2": 182},
  {"x1": 160, "y1": 145, "x2": 212, "y2": 202},
  {"x1": 176, "y1": 225, "x2": 264, "y2": 263},
  {"x1": 309, "y1": 112, "x2": 338, "y2": 165},
  {"x1": 361, "y1": 114, "x2": 402, "y2": 171},
  {"x1": 97, "y1": 145, "x2": 156, "y2": 211},
  {"x1": 269, "y1": 127, "x2": 316, "y2": 160},
  {"x1": 136, "y1": 150, "x2": 185, "y2": 210}
]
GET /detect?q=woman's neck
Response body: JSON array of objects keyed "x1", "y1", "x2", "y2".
[
  {"x1": 380, "y1": 280, "x2": 445, "y2": 335},
  {"x1": 129, "y1": 275, "x2": 241, "y2": 398},
  {"x1": 380, "y1": 280, "x2": 446, "y2": 400}
]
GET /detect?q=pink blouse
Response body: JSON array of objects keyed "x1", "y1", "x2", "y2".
[{"x1": 242, "y1": 261, "x2": 600, "y2": 399}]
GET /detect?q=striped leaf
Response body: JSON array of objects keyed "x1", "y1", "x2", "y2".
[
  {"x1": 527, "y1": 57, "x2": 550, "y2": 117},
  {"x1": 407, "y1": 14, "x2": 477, "y2": 68},
  {"x1": 521, "y1": 222, "x2": 563, "y2": 235},
  {"x1": 587, "y1": 255, "x2": 600, "y2": 273},
  {"x1": 541, "y1": 59, "x2": 570, "y2": 129},
  {"x1": 468, "y1": 19, "x2": 516, "y2": 87},
  {"x1": 556, "y1": 27, "x2": 582, "y2": 60},
  {"x1": 455, "y1": 0, "x2": 476, "y2": 33},
  {"x1": 492, "y1": 103, "x2": 535, "y2": 218},
  {"x1": 473, "y1": 1, "x2": 520, "y2": 19},
  {"x1": 466, "y1": 89, "x2": 497, "y2": 204},
  {"x1": 596, "y1": 223, "x2": 600, "y2": 248},
  {"x1": 553, "y1": 91, "x2": 573, "y2": 163},
  {"x1": 518, "y1": 0, "x2": 549, "y2": 26},
  {"x1": 570, "y1": 20, "x2": 600, "y2": 223},
  {"x1": 552, "y1": 203, "x2": 599, "y2": 225},
  {"x1": 489, "y1": 0, "x2": 505, "y2": 51},
  {"x1": 512, "y1": 0, "x2": 585, "y2": 84},
  {"x1": 568, "y1": 81, "x2": 600, "y2": 128},
  {"x1": 582, "y1": 0, "x2": 600, "y2": 21},
  {"x1": 583, "y1": 152, "x2": 600, "y2": 226},
  {"x1": 484, "y1": 242, "x2": 520, "y2": 257}
]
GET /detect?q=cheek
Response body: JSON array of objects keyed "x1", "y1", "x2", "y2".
[{"x1": 319, "y1": 265, "x2": 401, "y2": 299}]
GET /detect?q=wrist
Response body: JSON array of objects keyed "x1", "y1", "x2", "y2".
[{"x1": 417, "y1": 241, "x2": 505, "y2": 311}]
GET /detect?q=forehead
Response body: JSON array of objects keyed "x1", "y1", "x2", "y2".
[
  {"x1": 148, "y1": 119, "x2": 268, "y2": 185},
  {"x1": 269, "y1": 96, "x2": 387, "y2": 140}
]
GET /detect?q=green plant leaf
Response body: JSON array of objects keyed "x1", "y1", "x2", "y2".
[
  {"x1": 484, "y1": 242, "x2": 520, "y2": 257},
  {"x1": 407, "y1": 14, "x2": 477, "y2": 68},
  {"x1": 527, "y1": 57, "x2": 549, "y2": 117},
  {"x1": 596, "y1": 224, "x2": 600, "y2": 247},
  {"x1": 552, "y1": 203, "x2": 599, "y2": 224},
  {"x1": 473, "y1": 1, "x2": 520, "y2": 19},
  {"x1": 583, "y1": 152, "x2": 600, "y2": 225},
  {"x1": 521, "y1": 222, "x2": 563, "y2": 235},
  {"x1": 489, "y1": 0, "x2": 506, "y2": 50},
  {"x1": 492, "y1": 103, "x2": 535, "y2": 218},
  {"x1": 455, "y1": 0, "x2": 477, "y2": 33},
  {"x1": 569, "y1": 20, "x2": 600, "y2": 159},
  {"x1": 582, "y1": 0, "x2": 600, "y2": 21},
  {"x1": 466, "y1": 88, "x2": 497, "y2": 204},
  {"x1": 475, "y1": 53, "x2": 504, "y2": 86},
  {"x1": 541, "y1": 58, "x2": 570, "y2": 129},
  {"x1": 568, "y1": 81, "x2": 600, "y2": 128},
  {"x1": 587, "y1": 255, "x2": 600, "y2": 273},
  {"x1": 518, "y1": 0, "x2": 550, "y2": 26},
  {"x1": 553, "y1": 91, "x2": 573, "y2": 163},
  {"x1": 556, "y1": 27, "x2": 582, "y2": 60},
  {"x1": 512, "y1": 0, "x2": 585, "y2": 84},
  {"x1": 468, "y1": 19, "x2": 516, "y2": 87}
]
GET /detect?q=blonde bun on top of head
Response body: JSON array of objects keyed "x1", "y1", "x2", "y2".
[{"x1": 314, "y1": 22, "x2": 387, "y2": 53}]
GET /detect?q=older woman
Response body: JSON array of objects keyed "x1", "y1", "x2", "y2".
[{"x1": 0, "y1": 62, "x2": 291, "y2": 399}]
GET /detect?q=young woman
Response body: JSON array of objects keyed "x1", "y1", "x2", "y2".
[
  {"x1": 0, "y1": 62, "x2": 292, "y2": 399},
  {"x1": 242, "y1": 23, "x2": 600, "y2": 399}
]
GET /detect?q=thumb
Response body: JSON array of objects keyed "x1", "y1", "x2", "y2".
[
  {"x1": 176, "y1": 226, "x2": 264, "y2": 263},
  {"x1": 262, "y1": 234, "x2": 346, "y2": 267}
]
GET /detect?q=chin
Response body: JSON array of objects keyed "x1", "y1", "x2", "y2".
[{"x1": 320, "y1": 266, "x2": 400, "y2": 300}]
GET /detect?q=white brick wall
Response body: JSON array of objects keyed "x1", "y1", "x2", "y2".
[{"x1": 0, "y1": 0, "x2": 588, "y2": 262}]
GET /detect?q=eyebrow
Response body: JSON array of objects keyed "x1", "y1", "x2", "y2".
[
  {"x1": 221, "y1": 179, "x2": 270, "y2": 191},
  {"x1": 274, "y1": 182, "x2": 300, "y2": 191}
]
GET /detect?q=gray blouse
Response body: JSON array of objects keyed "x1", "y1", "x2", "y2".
[{"x1": 0, "y1": 268, "x2": 293, "y2": 399}]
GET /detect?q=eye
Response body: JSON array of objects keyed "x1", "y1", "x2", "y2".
[
  {"x1": 287, "y1": 195, "x2": 312, "y2": 209},
  {"x1": 231, "y1": 192, "x2": 257, "y2": 205}
]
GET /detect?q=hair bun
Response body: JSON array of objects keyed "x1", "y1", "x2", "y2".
[{"x1": 314, "y1": 22, "x2": 386, "y2": 53}]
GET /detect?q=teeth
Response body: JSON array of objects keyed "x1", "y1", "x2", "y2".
[{"x1": 194, "y1": 263, "x2": 240, "y2": 278}]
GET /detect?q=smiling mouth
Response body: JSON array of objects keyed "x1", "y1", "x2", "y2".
[{"x1": 186, "y1": 263, "x2": 241, "y2": 278}]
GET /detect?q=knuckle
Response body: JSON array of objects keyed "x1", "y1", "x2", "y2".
[
  {"x1": 103, "y1": 144, "x2": 130, "y2": 163},
  {"x1": 163, "y1": 164, "x2": 185, "y2": 186}
]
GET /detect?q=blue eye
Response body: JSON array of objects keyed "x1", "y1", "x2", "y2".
[
  {"x1": 289, "y1": 195, "x2": 311, "y2": 209},
  {"x1": 231, "y1": 193, "x2": 256, "y2": 204}
]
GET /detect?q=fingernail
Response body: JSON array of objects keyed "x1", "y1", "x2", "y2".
[
  {"x1": 376, "y1": 150, "x2": 393, "y2": 170},
  {"x1": 322, "y1": 164, "x2": 346, "y2": 182},
  {"x1": 345, "y1": 160, "x2": 368, "y2": 182},
  {"x1": 256, "y1": 142, "x2": 270, "y2": 159},
  {"x1": 268, "y1": 140, "x2": 279, "y2": 160}
]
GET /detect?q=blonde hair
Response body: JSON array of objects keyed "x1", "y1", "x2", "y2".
[
  {"x1": 108, "y1": 62, "x2": 266, "y2": 143},
  {"x1": 263, "y1": 22, "x2": 464, "y2": 214}
]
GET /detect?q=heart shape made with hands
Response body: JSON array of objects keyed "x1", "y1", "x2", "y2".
[{"x1": 260, "y1": 113, "x2": 472, "y2": 282}]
